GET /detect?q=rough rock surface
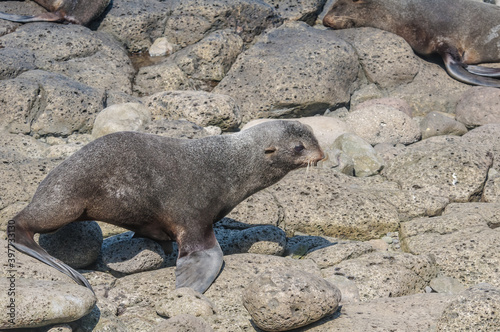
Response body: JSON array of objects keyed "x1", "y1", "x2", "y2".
[
  {"x1": 242, "y1": 267, "x2": 341, "y2": 331},
  {"x1": 436, "y1": 283, "x2": 500, "y2": 331},
  {"x1": 0, "y1": 278, "x2": 95, "y2": 329},
  {"x1": 345, "y1": 103, "x2": 421, "y2": 145},
  {"x1": 455, "y1": 87, "x2": 500, "y2": 127},
  {"x1": 214, "y1": 22, "x2": 358, "y2": 122},
  {"x1": 101, "y1": 232, "x2": 168, "y2": 274},
  {"x1": 1, "y1": 1, "x2": 500, "y2": 330},
  {"x1": 39, "y1": 221, "x2": 103, "y2": 269},
  {"x1": 92, "y1": 103, "x2": 151, "y2": 138}
]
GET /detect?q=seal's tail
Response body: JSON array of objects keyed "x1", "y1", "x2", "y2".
[{"x1": 7, "y1": 220, "x2": 94, "y2": 293}]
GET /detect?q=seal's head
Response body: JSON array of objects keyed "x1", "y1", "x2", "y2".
[
  {"x1": 323, "y1": 0, "x2": 381, "y2": 29},
  {"x1": 243, "y1": 120, "x2": 325, "y2": 173}
]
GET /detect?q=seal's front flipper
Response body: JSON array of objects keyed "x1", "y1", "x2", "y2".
[
  {"x1": 175, "y1": 240, "x2": 223, "y2": 294},
  {"x1": 443, "y1": 53, "x2": 500, "y2": 87},
  {"x1": 466, "y1": 65, "x2": 500, "y2": 78},
  {"x1": 0, "y1": 11, "x2": 63, "y2": 23}
]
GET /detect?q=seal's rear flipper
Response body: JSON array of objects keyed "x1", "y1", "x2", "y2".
[
  {"x1": 443, "y1": 53, "x2": 500, "y2": 88},
  {"x1": 465, "y1": 65, "x2": 500, "y2": 78},
  {"x1": 12, "y1": 242, "x2": 94, "y2": 292},
  {"x1": 0, "y1": 11, "x2": 63, "y2": 23},
  {"x1": 175, "y1": 241, "x2": 223, "y2": 294}
]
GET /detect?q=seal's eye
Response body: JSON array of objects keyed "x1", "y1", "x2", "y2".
[{"x1": 294, "y1": 144, "x2": 305, "y2": 153}]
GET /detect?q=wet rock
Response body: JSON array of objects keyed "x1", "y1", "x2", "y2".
[
  {"x1": 332, "y1": 133, "x2": 385, "y2": 177},
  {"x1": 0, "y1": 278, "x2": 95, "y2": 329},
  {"x1": 156, "y1": 287, "x2": 216, "y2": 318},
  {"x1": 345, "y1": 104, "x2": 421, "y2": 145},
  {"x1": 436, "y1": 283, "x2": 500, "y2": 331},
  {"x1": 39, "y1": 221, "x2": 103, "y2": 269},
  {"x1": 214, "y1": 22, "x2": 358, "y2": 123},
  {"x1": 144, "y1": 90, "x2": 241, "y2": 130},
  {"x1": 284, "y1": 235, "x2": 336, "y2": 258},
  {"x1": 92, "y1": 103, "x2": 151, "y2": 138},
  {"x1": 456, "y1": 87, "x2": 500, "y2": 128},
  {"x1": 242, "y1": 267, "x2": 341, "y2": 331},
  {"x1": 321, "y1": 251, "x2": 438, "y2": 301},
  {"x1": 420, "y1": 111, "x2": 468, "y2": 139},
  {"x1": 101, "y1": 231, "x2": 167, "y2": 275}
]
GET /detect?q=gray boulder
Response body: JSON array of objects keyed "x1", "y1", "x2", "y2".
[
  {"x1": 321, "y1": 251, "x2": 438, "y2": 301},
  {"x1": 155, "y1": 314, "x2": 214, "y2": 332},
  {"x1": 242, "y1": 267, "x2": 341, "y2": 331},
  {"x1": 436, "y1": 284, "x2": 500, "y2": 331},
  {"x1": 39, "y1": 220, "x2": 103, "y2": 269},
  {"x1": 97, "y1": 0, "x2": 172, "y2": 52},
  {"x1": 345, "y1": 104, "x2": 421, "y2": 145},
  {"x1": 456, "y1": 86, "x2": 500, "y2": 128},
  {"x1": 382, "y1": 135, "x2": 493, "y2": 202},
  {"x1": 215, "y1": 224, "x2": 287, "y2": 256},
  {"x1": 214, "y1": 22, "x2": 358, "y2": 123},
  {"x1": 143, "y1": 90, "x2": 241, "y2": 130},
  {"x1": 401, "y1": 203, "x2": 500, "y2": 288},
  {"x1": 101, "y1": 232, "x2": 168, "y2": 275},
  {"x1": 0, "y1": 70, "x2": 105, "y2": 137},
  {"x1": 0, "y1": 23, "x2": 134, "y2": 94},
  {"x1": 0, "y1": 278, "x2": 95, "y2": 329},
  {"x1": 163, "y1": 0, "x2": 280, "y2": 48},
  {"x1": 420, "y1": 111, "x2": 468, "y2": 139},
  {"x1": 156, "y1": 287, "x2": 216, "y2": 318},
  {"x1": 335, "y1": 28, "x2": 419, "y2": 89},
  {"x1": 92, "y1": 103, "x2": 151, "y2": 138}
]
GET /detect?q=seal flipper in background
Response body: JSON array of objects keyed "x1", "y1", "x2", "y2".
[
  {"x1": 465, "y1": 65, "x2": 500, "y2": 78},
  {"x1": 0, "y1": 11, "x2": 63, "y2": 23},
  {"x1": 175, "y1": 232, "x2": 223, "y2": 294},
  {"x1": 442, "y1": 52, "x2": 500, "y2": 88}
]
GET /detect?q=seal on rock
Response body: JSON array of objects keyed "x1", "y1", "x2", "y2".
[
  {"x1": 0, "y1": 0, "x2": 110, "y2": 26},
  {"x1": 7, "y1": 120, "x2": 324, "y2": 293},
  {"x1": 323, "y1": 0, "x2": 500, "y2": 87}
]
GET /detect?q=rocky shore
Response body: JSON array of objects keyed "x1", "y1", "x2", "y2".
[{"x1": 1, "y1": 0, "x2": 499, "y2": 331}]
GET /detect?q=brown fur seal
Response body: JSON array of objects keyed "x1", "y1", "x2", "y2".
[
  {"x1": 7, "y1": 120, "x2": 324, "y2": 293},
  {"x1": 323, "y1": 0, "x2": 500, "y2": 87},
  {"x1": 0, "y1": 0, "x2": 110, "y2": 26}
]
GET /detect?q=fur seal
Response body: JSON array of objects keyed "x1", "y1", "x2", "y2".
[
  {"x1": 7, "y1": 120, "x2": 324, "y2": 293},
  {"x1": 0, "y1": 0, "x2": 110, "y2": 26},
  {"x1": 323, "y1": 0, "x2": 500, "y2": 87}
]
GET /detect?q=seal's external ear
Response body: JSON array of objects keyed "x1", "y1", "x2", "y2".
[{"x1": 265, "y1": 146, "x2": 276, "y2": 154}]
